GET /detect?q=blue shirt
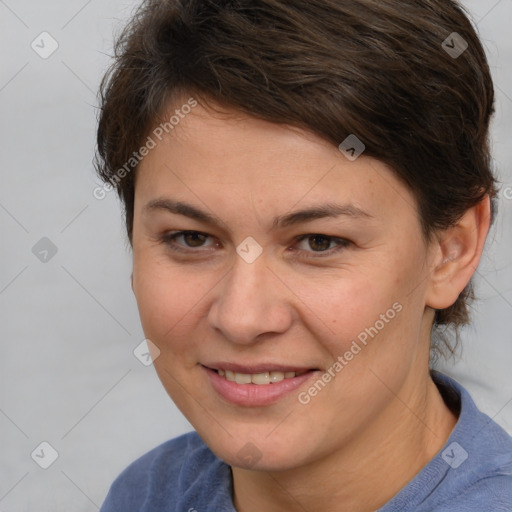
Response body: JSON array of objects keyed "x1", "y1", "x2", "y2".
[{"x1": 100, "y1": 373, "x2": 512, "y2": 511}]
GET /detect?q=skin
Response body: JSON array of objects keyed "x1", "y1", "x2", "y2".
[{"x1": 131, "y1": 96, "x2": 491, "y2": 512}]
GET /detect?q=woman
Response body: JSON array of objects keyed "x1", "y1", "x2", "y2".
[{"x1": 96, "y1": 0, "x2": 512, "y2": 510}]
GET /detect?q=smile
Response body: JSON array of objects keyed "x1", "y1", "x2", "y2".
[
  {"x1": 216, "y1": 369, "x2": 306, "y2": 385},
  {"x1": 202, "y1": 364, "x2": 320, "y2": 407}
]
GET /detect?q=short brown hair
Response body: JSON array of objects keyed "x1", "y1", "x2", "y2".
[{"x1": 95, "y1": 0, "x2": 497, "y2": 356}]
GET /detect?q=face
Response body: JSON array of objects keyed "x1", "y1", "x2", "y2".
[{"x1": 131, "y1": 98, "x2": 437, "y2": 471}]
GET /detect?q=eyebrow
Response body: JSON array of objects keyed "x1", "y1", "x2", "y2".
[
  {"x1": 143, "y1": 198, "x2": 373, "y2": 230},
  {"x1": 273, "y1": 203, "x2": 373, "y2": 229},
  {"x1": 143, "y1": 198, "x2": 222, "y2": 226}
]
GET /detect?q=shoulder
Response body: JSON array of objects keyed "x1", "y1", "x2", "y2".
[
  {"x1": 428, "y1": 373, "x2": 512, "y2": 510},
  {"x1": 430, "y1": 372, "x2": 512, "y2": 510},
  {"x1": 381, "y1": 372, "x2": 512, "y2": 512},
  {"x1": 432, "y1": 371, "x2": 512, "y2": 463},
  {"x1": 100, "y1": 431, "x2": 233, "y2": 512},
  {"x1": 439, "y1": 473, "x2": 512, "y2": 511}
]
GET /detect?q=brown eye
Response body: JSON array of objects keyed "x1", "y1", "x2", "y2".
[
  {"x1": 161, "y1": 230, "x2": 216, "y2": 251},
  {"x1": 293, "y1": 234, "x2": 350, "y2": 257},
  {"x1": 307, "y1": 235, "x2": 333, "y2": 251},
  {"x1": 182, "y1": 231, "x2": 208, "y2": 247}
]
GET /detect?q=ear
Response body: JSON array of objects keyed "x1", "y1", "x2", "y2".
[{"x1": 425, "y1": 195, "x2": 491, "y2": 310}]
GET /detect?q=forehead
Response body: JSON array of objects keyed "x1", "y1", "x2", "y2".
[{"x1": 135, "y1": 99, "x2": 420, "y2": 227}]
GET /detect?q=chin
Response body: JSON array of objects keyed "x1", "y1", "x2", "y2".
[{"x1": 198, "y1": 425, "x2": 314, "y2": 472}]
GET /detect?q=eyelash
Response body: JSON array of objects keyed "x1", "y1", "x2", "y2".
[
  {"x1": 160, "y1": 231, "x2": 351, "y2": 258},
  {"x1": 160, "y1": 231, "x2": 219, "y2": 254},
  {"x1": 292, "y1": 234, "x2": 351, "y2": 257}
]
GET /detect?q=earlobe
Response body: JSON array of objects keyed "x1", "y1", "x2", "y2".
[{"x1": 425, "y1": 195, "x2": 491, "y2": 310}]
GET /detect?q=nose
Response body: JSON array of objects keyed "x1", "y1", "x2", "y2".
[{"x1": 207, "y1": 255, "x2": 293, "y2": 345}]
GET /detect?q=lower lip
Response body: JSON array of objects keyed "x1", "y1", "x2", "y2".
[{"x1": 203, "y1": 366, "x2": 318, "y2": 407}]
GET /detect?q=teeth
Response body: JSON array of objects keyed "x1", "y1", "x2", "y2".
[
  {"x1": 269, "y1": 371, "x2": 285, "y2": 383},
  {"x1": 251, "y1": 372, "x2": 270, "y2": 385},
  {"x1": 235, "y1": 372, "x2": 252, "y2": 384},
  {"x1": 217, "y1": 369, "x2": 299, "y2": 384}
]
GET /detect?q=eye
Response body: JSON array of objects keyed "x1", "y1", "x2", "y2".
[
  {"x1": 161, "y1": 230, "x2": 218, "y2": 250},
  {"x1": 293, "y1": 234, "x2": 350, "y2": 255}
]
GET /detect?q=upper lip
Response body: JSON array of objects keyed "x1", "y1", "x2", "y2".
[{"x1": 202, "y1": 362, "x2": 319, "y2": 374}]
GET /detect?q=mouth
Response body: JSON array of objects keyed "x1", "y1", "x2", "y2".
[
  {"x1": 212, "y1": 368, "x2": 310, "y2": 385},
  {"x1": 201, "y1": 363, "x2": 321, "y2": 406}
]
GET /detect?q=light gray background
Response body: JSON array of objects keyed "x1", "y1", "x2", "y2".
[{"x1": 1, "y1": 1, "x2": 511, "y2": 510}]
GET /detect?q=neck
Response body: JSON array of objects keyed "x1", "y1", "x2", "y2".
[{"x1": 232, "y1": 371, "x2": 457, "y2": 512}]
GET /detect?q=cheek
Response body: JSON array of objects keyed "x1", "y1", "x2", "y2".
[
  {"x1": 132, "y1": 251, "x2": 214, "y2": 352},
  {"x1": 294, "y1": 267, "x2": 394, "y2": 329},
  {"x1": 296, "y1": 252, "x2": 425, "y2": 361}
]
